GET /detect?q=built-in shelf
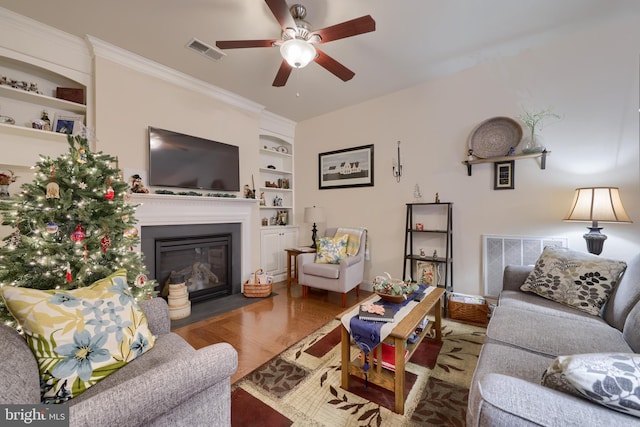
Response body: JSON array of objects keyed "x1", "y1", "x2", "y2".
[
  {"x1": 259, "y1": 167, "x2": 292, "y2": 175},
  {"x1": 259, "y1": 148, "x2": 292, "y2": 158},
  {"x1": 0, "y1": 121, "x2": 70, "y2": 141},
  {"x1": 462, "y1": 151, "x2": 550, "y2": 176},
  {"x1": 0, "y1": 84, "x2": 86, "y2": 114}
]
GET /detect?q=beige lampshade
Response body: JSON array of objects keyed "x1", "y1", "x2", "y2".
[
  {"x1": 304, "y1": 206, "x2": 326, "y2": 224},
  {"x1": 564, "y1": 187, "x2": 632, "y2": 223}
]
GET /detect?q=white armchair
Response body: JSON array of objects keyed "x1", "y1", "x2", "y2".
[{"x1": 297, "y1": 227, "x2": 366, "y2": 307}]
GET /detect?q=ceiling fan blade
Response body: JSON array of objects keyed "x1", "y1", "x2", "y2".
[
  {"x1": 265, "y1": 0, "x2": 296, "y2": 30},
  {"x1": 313, "y1": 15, "x2": 376, "y2": 44},
  {"x1": 216, "y1": 39, "x2": 279, "y2": 49},
  {"x1": 272, "y1": 60, "x2": 293, "y2": 87},
  {"x1": 314, "y1": 49, "x2": 355, "y2": 82}
]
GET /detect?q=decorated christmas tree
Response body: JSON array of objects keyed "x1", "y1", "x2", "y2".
[{"x1": 0, "y1": 133, "x2": 156, "y2": 325}]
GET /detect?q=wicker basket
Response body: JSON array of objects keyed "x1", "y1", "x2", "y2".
[
  {"x1": 243, "y1": 269, "x2": 273, "y2": 298},
  {"x1": 447, "y1": 296, "x2": 490, "y2": 326}
]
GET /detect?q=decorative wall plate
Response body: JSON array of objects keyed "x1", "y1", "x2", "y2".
[{"x1": 468, "y1": 117, "x2": 522, "y2": 158}]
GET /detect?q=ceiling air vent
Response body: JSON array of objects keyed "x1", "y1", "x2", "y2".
[{"x1": 186, "y1": 38, "x2": 226, "y2": 61}]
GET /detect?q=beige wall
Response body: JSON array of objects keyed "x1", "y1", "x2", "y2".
[
  {"x1": 294, "y1": 14, "x2": 640, "y2": 295},
  {"x1": 92, "y1": 56, "x2": 264, "y2": 273}
]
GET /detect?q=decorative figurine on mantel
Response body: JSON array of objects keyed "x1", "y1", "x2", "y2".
[
  {"x1": 243, "y1": 184, "x2": 255, "y2": 199},
  {"x1": 435, "y1": 192, "x2": 440, "y2": 203},
  {"x1": 129, "y1": 174, "x2": 149, "y2": 194}
]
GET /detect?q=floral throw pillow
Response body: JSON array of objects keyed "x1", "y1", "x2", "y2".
[
  {"x1": 315, "y1": 234, "x2": 349, "y2": 264},
  {"x1": 0, "y1": 269, "x2": 156, "y2": 403},
  {"x1": 542, "y1": 353, "x2": 640, "y2": 418},
  {"x1": 520, "y1": 246, "x2": 627, "y2": 315}
]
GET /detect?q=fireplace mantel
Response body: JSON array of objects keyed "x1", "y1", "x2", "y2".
[{"x1": 130, "y1": 194, "x2": 257, "y2": 282}]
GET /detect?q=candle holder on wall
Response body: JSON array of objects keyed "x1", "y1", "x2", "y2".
[{"x1": 392, "y1": 140, "x2": 402, "y2": 182}]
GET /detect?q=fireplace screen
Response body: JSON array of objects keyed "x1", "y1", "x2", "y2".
[{"x1": 156, "y1": 235, "x2": 231, "y2": 302}]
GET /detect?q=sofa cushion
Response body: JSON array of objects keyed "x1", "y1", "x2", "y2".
[
  {"x1": 499, "y1": 290, "x2": 608, "y2": 324},
  {"x1": 542, "y1": 353, "x2": 640, "y2": 418},
  {"x1": 520, "y1": 246, "x2": 627, "y2": 316},
  {"x1": 487, "y1": 306, "x2": 632, "y2": 357},
  {"x1": 0, "y1": 269, "x2": 155, "y2": 403},
  {"x1": 303, "y1": 262, "x2": 340, "y2": 279},
  {"x1": 315, "y1": 234, "x2": 348, "y2": 264}
]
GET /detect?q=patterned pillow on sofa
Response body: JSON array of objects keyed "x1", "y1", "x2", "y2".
[
  {"x1": 0, "y1": 269, "x2": 155, "y2": 403},
  {"x1": 520, "y1": 246, "x2": 627, "y2": 315},
  {"x1": 542, "y1": 353, "x2": 640, "y2": 418},
  {"x1": 315, "y1": 234, "x2": 349, "y2": 264}
]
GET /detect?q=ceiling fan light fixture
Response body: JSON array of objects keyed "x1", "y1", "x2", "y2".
[{"x1": 280, "y1": 38, "x2": 316, "y2": 68}]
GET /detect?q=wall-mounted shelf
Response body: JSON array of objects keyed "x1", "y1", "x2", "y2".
[{"x1": 462, "y1": 150, "x2": 550, "y2": 176}]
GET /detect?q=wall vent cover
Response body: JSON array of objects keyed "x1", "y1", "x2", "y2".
[
  {"x1": 186, "y1": 38, "x2": 226, "y2": 61},
  {"x1": 482, "y1": 234, "x2": 568, "y2": 297}
]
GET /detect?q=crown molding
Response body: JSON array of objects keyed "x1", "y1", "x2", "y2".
[
  {"x1": 86, "y1": 35, "x2": 266, "y2": 116},
  {"x1": 0, "y1": 7, "x2": 91, "y2": 79}
]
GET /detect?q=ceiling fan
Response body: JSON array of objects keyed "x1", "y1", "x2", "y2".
[{"x1": 215, "y1": 0, "x2": 376, "y2": 87}]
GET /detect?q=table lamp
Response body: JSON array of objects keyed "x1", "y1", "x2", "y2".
[
  {"x1": 564, "y1": 187, "x2": 632, "y2": 255},
  {"x1": 304, "y1": 206, "x2": 326, "y2": 248}
]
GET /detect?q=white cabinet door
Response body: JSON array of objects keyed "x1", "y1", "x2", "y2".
[
  {"x1": 261, "y1": 229, "x2": 281, "y2": 274},
  {"x1": 260, "y1": 227, "x2": 299, "y2": 279}
]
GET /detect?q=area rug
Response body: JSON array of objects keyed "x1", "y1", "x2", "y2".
[{"x1": 231, "y1": 318, "x2": 485, "y2": 426}]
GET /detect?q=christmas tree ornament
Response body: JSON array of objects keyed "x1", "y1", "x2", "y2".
[
  {"x1": 124, "y1": 226, "x2": 139, "y2": 239},
  {"x1": 121, "y1": 214, "x2": 130, "y2": 223},
  {"x1": 135, "y1": 274, "x2": 148, "y2": 288},
  {"x1": 77, "y1": 147, "x2": 87, "y2": 163},
  {"x1": 66, "y1": 264, "x2": 72, "y2": 283},
  {"x1": 45, "y1": 221, "x2": 59, "y2": 233},
  {"x1": 8, "y1": 229, "x2": 21, "y2": 246},
  {"x1": 46, "y1": 166, "x2": 60, "y2": 199},
  {"x1": 105, "y1": 178, "x2": 115, "y2": 200},
  {"x1": 78, "y1": 181, "x2": 87, "y2": 190},
  {"x1": 101, "y1": 231, "x2": 111, "y2": 253},
  {"x1": 83, "y1": 244, "x2": 89, "y2": 260},
  {"x1": 70, "y1": 224, "x2": 85, "y2": 242}
]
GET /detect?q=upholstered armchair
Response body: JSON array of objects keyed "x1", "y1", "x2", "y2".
[{"x1": 297, "y1": 227, "x2": 366, "y2": 307}]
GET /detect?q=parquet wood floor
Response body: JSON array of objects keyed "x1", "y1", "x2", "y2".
[{"x1": 173, "y1": 281, "x2": 372, "y2": 384}]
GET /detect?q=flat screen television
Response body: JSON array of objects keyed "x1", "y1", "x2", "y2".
[{"x1": 148, "y1": 126, "x2": 240, "y2": 192}]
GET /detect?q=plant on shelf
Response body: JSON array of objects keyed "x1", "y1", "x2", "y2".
[{"x1": 517, "y1": 107, "x2": 561, "y2": 154}]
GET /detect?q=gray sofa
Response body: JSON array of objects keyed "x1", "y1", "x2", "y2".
[
  {"x1": 0, "y1": 297, "x2": 238, "y2": 427},
  {"x1": 468, "y1": 252, "x2": 640, "y2": 426}
]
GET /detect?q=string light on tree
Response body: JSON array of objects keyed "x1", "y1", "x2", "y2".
[{"x1": 0, "y1": 134, "x2": 157, "y2": 327}]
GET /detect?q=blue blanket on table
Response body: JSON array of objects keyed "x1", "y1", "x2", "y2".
[{"x1": 349, "y1": 284, "x2": 427, "y2": 357}]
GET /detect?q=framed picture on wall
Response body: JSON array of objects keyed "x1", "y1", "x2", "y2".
[
  {"x1": 318, "y1": 144, "x2": 374, "y2": 189},
  {"x1": 494, "y1": 160, "x2": 514, "y2": 190}
]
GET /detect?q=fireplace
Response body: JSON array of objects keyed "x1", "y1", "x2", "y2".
[
  {"x1": 131, "y1": 194, "x2": 256, "y2": 304},
  {"x1": 141, "y1": 223, "x2": 242, "y2": 302}
]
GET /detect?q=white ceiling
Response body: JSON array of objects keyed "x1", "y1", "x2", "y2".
[{"x1": 1, "y1": 0, "x2": 639, "y2": 122}]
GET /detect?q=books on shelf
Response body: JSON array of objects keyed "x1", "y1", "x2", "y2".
[{"x1": 359, "y1": 304, "x2": 395, "y2": 322}]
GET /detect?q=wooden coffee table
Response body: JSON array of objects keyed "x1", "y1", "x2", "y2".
[{"x1": 337, "y1": 287, "x2": 444, "y2": 414}]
